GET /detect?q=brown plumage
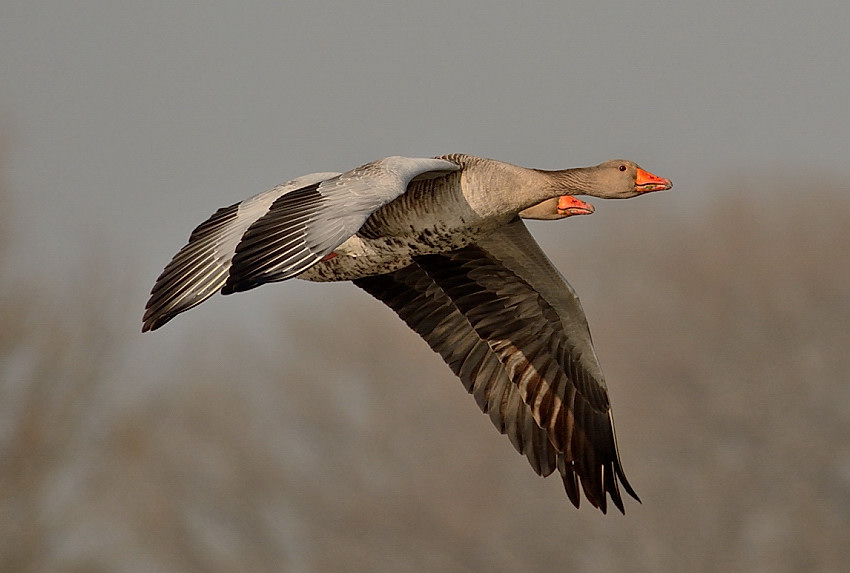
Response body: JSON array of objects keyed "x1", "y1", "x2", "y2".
[{"x1": 143, "y1": 154, "x2": 671, "y2": 513}]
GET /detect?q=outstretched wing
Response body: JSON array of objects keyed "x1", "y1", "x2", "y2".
[
  {"x1": 143, "y1": 156, "x2": 460, "y2": 331},
  {"x1": 356, "y1": 218, "x2": 638, "y2": 513},
  {"x1": 143, "y1": 172, "x2": 338, "y2": 332},
  {"x1": 356, "y1": 266, "x2": 559, "y2": 479},
  {"x1": 222, "y1": 156, "x2": 459, "y2": 293}
]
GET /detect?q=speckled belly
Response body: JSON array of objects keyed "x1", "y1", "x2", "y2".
[
  {"x1": 296, "y1": 252, "x2": 415, "y2": 282},
  {"x1": 296, "y1": 226, "x2": 486, "y2": 282}
]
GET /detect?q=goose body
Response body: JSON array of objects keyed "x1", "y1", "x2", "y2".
[{"x1": 143, "y1": 154, "x2": 671, "y2": 513}]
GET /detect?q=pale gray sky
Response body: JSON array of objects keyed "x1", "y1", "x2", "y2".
[
  {"x1": 2, "y1": 4, "x2": 850, "y2": 567},
  {"x1": 1, "y1": 0, "x2": 848, "y2": 295}
]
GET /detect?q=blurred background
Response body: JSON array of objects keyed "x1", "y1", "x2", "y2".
[{"x1": 1, "y1": 1, "x2": 848, "y2": 571}]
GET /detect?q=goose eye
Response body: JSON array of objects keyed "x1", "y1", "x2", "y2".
[{"x1": 618, "y1": 165, "x2": 627, "y2": 172}]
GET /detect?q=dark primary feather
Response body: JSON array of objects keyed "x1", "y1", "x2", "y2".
[
  {"x1": 143, "y1": 201, "x2": 242, "y2": 331},
  {"x1": 355, "y1": 218, "x2": 638, "y2": 513}
]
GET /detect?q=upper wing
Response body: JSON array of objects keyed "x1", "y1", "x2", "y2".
[
  {"x1": 356, "y1": 218, "x2": 638, "y2": 513},
  {"x1": 143, "y1": 156, "x2": 460, "y2": 331},
  {"x1": 143, "y1": 172, "x2": 339, "y2": 332},
  {"x1": 222, "y1": 156, "x2": 459, "y2": 294}
]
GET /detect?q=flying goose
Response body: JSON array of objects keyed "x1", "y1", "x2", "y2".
[{"x1": 143, "y1": 154, "x2": 672, "y2": 513}]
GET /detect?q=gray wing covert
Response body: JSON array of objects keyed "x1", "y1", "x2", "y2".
[
  {"x1": 143, "y1": 156, "x2": 459, "y2": 330},
  {"x1": 222, "y1": 156, "x2": 459, "y2": 293},
  {"x1": 143, "y1": 172, "x2": 338, "y2": 331}
]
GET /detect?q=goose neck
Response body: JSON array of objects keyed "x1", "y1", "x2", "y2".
[{"x1": 537, "y1": 166, "x2": 598, "y2": 197}]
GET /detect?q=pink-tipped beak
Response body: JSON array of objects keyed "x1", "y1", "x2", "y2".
[
  {"x1": 635, "y1": 168, "x2": 673, "y2": 193},
  {"x1": 557, "y1": 195, "x2": 595, "y2": 216}
]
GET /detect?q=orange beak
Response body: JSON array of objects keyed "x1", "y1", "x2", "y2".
[
  {"x1": 557, "y1": 195, "x2": 595, "y2": 216},
  {"x1": 635, "y1": 168, "x2": 673, "y2": 193}
]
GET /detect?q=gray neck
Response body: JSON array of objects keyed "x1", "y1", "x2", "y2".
[{"x1": 535, "y1": 166, "x2": 599, "y2": 196}]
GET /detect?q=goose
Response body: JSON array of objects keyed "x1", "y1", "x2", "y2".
[{"x1": 143, "y1": 154, "x2": 672, "y2": 513}]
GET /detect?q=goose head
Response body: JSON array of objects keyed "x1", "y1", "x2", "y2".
[
  {"x1": 538, "y1": 160, "x2": 672, "y2": 200},
  {"x1": 520, "y1": 195, "x2": 595, "y2": 220},
  {"x1": 587, "y1": 160, "x2": 673, "y2": 198}
]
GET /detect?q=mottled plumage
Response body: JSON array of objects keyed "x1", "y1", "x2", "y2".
[{"x1": 143, "y1": 153, "x2": 672, "y2": 513}]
